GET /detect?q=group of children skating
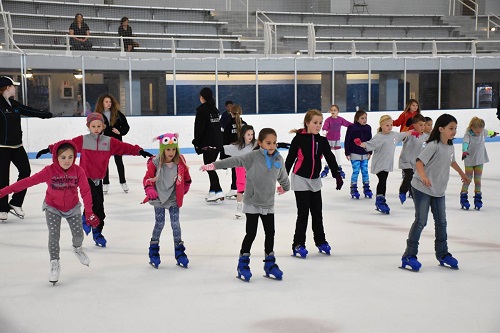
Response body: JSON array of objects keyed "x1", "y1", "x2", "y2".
[{"x1": 0, "y1": 91, "x2": 498, "y2": 284}]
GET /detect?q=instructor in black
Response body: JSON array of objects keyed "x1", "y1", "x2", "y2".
[{"x1": 0, "y1": 76, "x2": 53, "y2": 221}]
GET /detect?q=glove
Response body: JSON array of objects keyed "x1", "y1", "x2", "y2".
[
  {"x1": 354, "y1": 138, "x2": 362, "y2": 146},
  {"x1": 277, "y1": 142, "x2": 290, "y2": 149},
  {"x1": 276, "y1": 186, "x2": 286, "y2": 195},
  {"x1": 139, "y1": 150, "x2": 153, "y2": 158},
  {"x1": 405, "y1": 117, "x2": 414, "y2": 127},
  {"x1": 410, "y1": 131, "x2": 420, "y2": 138},
  {"x1": 462, "y1": 152, "x2": 469, "y2": 160},
  {"x1": 36, "y1": 147, "x2": 50, "y2": 159},
  {"x1": 492, "y1": 132, "x2": 499, "y2": 138},
  {"x1": 334, "y1": 173, "x2": 344, "y2": 190},
  {"x1": 145, "y1": 186, "x2": 158, "y2": 200},
  {"x1": 85, "y1": 213, "x2": 100, "y2": 228},
  {"x1": 199, "y1": 163, "x2": 215, "y2": 171}
]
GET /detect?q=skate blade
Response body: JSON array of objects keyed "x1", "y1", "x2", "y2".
[
  {"x1": 263, "y1": 274, "x2": 282, "y2": 281},
  {"x1": 291, "y1": 254, "x2": 307, "y2": 259},
  {"x1": 50, "y1": 280, "x2": 58, "y2": 285},
  {"x1": 94, "y1": 243, "x2": 106, "y2": 248},
  {"x1": 149, "y1": 262, "x2": 159, "y2": 269},
  {"x1": 9, "y1": 210, "x2": 24, "y2": 219},
  {"x1": 398, "y1": 266, "x2": 419, "y2": 272},
  {"x1": 236, "y1": 275, "x2": 251, "y2": 282},
  {"x1": 439, "y1": 264, "x2": 459, "y2": 270},
  {"x1": 375, "y1": 208, "x2": 390, "y2": 214},
  {"x1": 225, "y1": 196, "x2": 237, "y2": 200},
  {"x1": 176, "y1": 263, "x2": 188, "y2": 269},
  {"x1": 318, "y1": 251, "x2": 331, "y2": 256},
  {"x1": 205, "y1": 198, "x2": 224, "y2": 203}
]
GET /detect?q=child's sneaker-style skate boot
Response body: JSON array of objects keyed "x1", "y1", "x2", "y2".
[
  {"x1": 320, "y1": 166, "x2": 329, "y2": 178},
  {"x1": 292, "y1": 245, "x2": 308, "y2": 258},
  {"x1": 149, "y1": 240, "x2": 161, "y2": 268},
  {"x1": 439, "y1": 253, "x2": 459, "y2": 270},
  {"x1": 317, "y1": 242, "x2": 331, "y2": 255},
  {"x1": 460, "y1": 192, "x2": 470, "y2": 210},
  {"x1": 363, "y1": 182, "x2": 372, "y2": 199},
  {"x1": 350, "y1": 183, "x2": 360, "y2": 199},
  {"x1": 174, "y1": 241, "x2": 189, "y2": 268},
  {"x1": 49, "y1": 259, "x2": 60, "y2": 285},
  {"x1": 375, "y1": 195, "x2": 390, "y2": 214},
  {"x1": 473, "y1": 192, "x2": 482, "y2": 210},
  {"x1": 263, "y1": 253, "x2": 283, "y2": 280},
  {"x1": 400, "y1": 256, "x2": 421, "y2": 272},
  {"x1": 237, "y1": 253, "x2": 252, "y2": 282},
  {"x1": 92, "y1": 228, "x2": 107, "y2": 247}
]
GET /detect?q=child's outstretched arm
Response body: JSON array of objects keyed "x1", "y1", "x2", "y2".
[
  {"x1": 451, "y1": 161, "x2": 471, "y2": 184},
  {"x1": 110, "y1": 137, "x2": 152, "y2": 158},
  {"x1": 0, "y1": 168, "x2": 49, "y2": 197}
]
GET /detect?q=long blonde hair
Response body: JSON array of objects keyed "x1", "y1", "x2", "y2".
[{"x1": 466, "y1": 116, "x2": 485, "y2": 132}]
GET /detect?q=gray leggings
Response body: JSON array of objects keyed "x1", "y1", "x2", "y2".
[{"x1": 45, "y1": 210, "x2": 84, "y2": 260}]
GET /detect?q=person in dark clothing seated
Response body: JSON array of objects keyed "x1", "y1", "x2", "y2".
[
  {"x1": 118, "y1": 17, "x2": 139, "y2": 52},
  {"x1": 69, "y1": 13, "x2": 92, "y2": 50}
]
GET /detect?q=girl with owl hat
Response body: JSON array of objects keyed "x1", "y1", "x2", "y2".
[{"x1": 142, "y1": 133, "x2": 192, "y2": 269}]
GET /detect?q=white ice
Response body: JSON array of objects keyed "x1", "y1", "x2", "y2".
[{"x1": 1, "y1": 144, "x2": 500, "y2": 333}]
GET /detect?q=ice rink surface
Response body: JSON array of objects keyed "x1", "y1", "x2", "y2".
[{"x1": 1, "y1": 143, "x2": 499, "y2": 333}]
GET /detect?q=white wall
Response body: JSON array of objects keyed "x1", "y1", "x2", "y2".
[{"x1": 21, "y1": 109, "x2": 499, "y2": 155}]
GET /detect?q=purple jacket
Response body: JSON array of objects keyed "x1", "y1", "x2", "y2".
[{"x1": 322, "y1": 116, "x2": 352, "y2": 141}]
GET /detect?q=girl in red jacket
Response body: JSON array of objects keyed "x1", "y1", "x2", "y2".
[
  {"x1": 142, "y1": 133, "x2": 192, "y2": 269},
  {"x1": 37, "y1": 113, "x2": 152, "y2": 248},
  {"x1": 393, "y1": 99, "x2": 421, "y2": 132},
  {"x1": 0, "y1": 140, "x2": 100, "y2": 285}
]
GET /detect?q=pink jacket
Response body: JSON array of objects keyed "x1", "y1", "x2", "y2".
[
  {"x1": 0, "y1": 140, "x2": 94, "y2": 214},
  {"x1": 50, "y1": 133, "x2": 142, "y2": 180},
  {"x1": 143, "y1": 154, "x2": 192, "y2": 208}
]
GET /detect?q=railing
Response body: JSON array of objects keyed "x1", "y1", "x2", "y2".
[
  {"x1": 487, "y1": 13, "x2": 500, "y2": 39},
  {"x1": 255, "y1": 10, "x2": 272, "y2": 37},
  {"x1": 449, "y1": 0, "x2": 478, "y2": 30}
]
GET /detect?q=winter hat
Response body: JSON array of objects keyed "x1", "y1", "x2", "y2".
[
  {"x1": 86, "y1": 112, "x2": 104, "y2": 126},
  {"x1": 0, "y1": 76, "x2": 20, "y2": 89},
  {"x1": 154, "y1": 133, "x2": 179, "y2": 156}
]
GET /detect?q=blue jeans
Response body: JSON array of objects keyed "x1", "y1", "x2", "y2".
[{"x1": 403, "y1": 187, "x2": 449, "y2": 260}]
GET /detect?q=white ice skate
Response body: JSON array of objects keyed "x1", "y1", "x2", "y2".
[
  {"x1": 49, "y1": 259, "x2": 60, "y2": 285},
  {"x1": 9, "y1": 204, "x2": 24, "y2": 219},
  {"x1": 120, "y1": 183, "x2": 129, "y2": 193},
  {"x1": 73, "y1": 246, "x2": 90, "y2": 266},
  {"x1": 235, "y1": 202, "x2": 243, "y2": 218}
]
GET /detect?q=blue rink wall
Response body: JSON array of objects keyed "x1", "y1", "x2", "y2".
[{"x1": 23, "y1": 109, "x2": 500, "y2": 158}]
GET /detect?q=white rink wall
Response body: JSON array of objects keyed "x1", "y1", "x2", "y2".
[{"x1": 21, "y1": 108, "x2": 499, "y2": 154}]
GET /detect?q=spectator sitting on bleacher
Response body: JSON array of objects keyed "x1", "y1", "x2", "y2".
[
  {"x1": 118, "y1": 17, "x2": 139, "y2": 52},
  {"x1": 69, "y1": 13, "x2": 92, "y2": 50}
]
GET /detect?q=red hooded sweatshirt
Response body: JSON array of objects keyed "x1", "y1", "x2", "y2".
[{"x1": 0, "y1": 140, "x2": 94, "y2": 214}]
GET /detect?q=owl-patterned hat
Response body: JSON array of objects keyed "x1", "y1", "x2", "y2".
[{"x1": 154, "y1": 133, "x2": 179, "y2": 156}]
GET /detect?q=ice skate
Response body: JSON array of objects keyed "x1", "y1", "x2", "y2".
[
  {"x1": 120, "y1": 183, "x2": 129, "y2": 193},
  {"x1": 473, "y1": 192, "x2": 482, "y2": 210},
  {"x1": 73, "y1": 246, "x2": 90, "y2": 266},
  {"x1": 81, "y1": 214, "x2": 91, "y2": 236},
  {"x1": 292, "y1": 245, "x2": 308, "y2": 258},
  {"x1": 103, "y1": 184, "x2": 109, "y2": 195},
  {"x1": 439, "y1": 253, "x2": 459, "y2": 270},
  {"x1": 225, "y1": 189, "x2": 237, "y2": 200},
  {"x1": 362, "y1": 182, "x2": 372, "y2": 199},
  {"x1": 263, "y1": 253, "x2": 283, "y2": 280},
  {"x1": 375, "y1": 195, "x2": 390, "y2": 214},
  {"x1": 9, "y1": 204, "x2": 24, "y2": 219},
  {"x1": 206, "y1": 191, "x2": 224, "y2": 203},
  {"x1": 235, "y1": 202, "x2": 243, "y2": 218},
  {"x1": 174, "y1": 241, "x2": 189, "y2": 268},
  {"x1": 399, "y1": 192, "x2": 406, "y2": 204},
  {"x1": 460, "y1": 192, "x2": 470, "y2": 210},
  {"x1": 0, "y1": 212, "x2": 7, "y2": 221},
  {"x1": 149, "y1": 241, "x2": 161, "y2": 268},
  {"x1": 350, "y1": 183, "x2": 360, "y2": 199},
  {"x1": 338, "y1": 166, "x2": 345, "y2": 179},
  {"x1": 92, "y1": 228, "x2": 107, "y2": 247},
  {"x1": 320, "y1": 166, "x2": 329, "y2": 178},
  {"x1": 237, "y1": 254, "x2": 252, "y2": 282},
  {"x1": 317, "y1": 242, "x2": 331, "y2": 255},
  {"x1": 400, "y1": 256, "x2": 421, "y2": 272},
  {"x1": 49, "y1": 259, "x2": 60, "y2": 285}
]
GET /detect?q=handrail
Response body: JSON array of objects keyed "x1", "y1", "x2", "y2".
[
  {"x1": 449, "y1": 0, "x2": 478, "y2": 30},
  {"x1": 255, "y1": 10, "x2": 273, "y2": 37},
  {"x1": 487, "y1": 13, "x2": 500, "y2": 39}
]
